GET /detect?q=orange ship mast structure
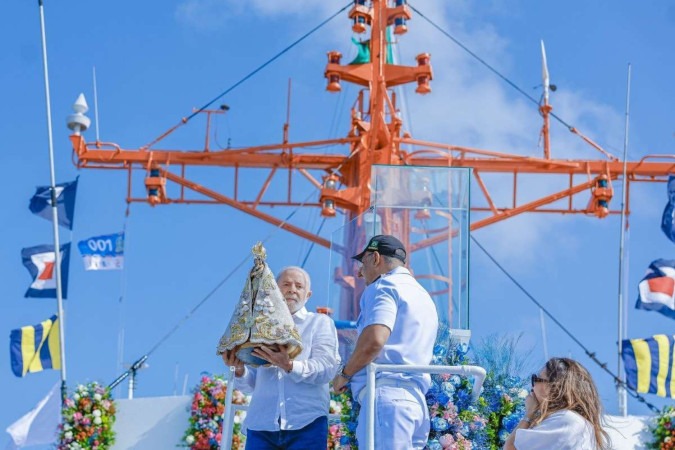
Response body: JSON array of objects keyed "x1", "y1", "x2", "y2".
[{"x1": 68, "y1": 0, "x2": 673, "y2": 307}]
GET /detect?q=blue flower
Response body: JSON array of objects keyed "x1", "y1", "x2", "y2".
[
  {"x1": 427, "y1": 439, "x2": 443, "y2": 450},
  {"x1": 499, "y1": 429, "x2": 510, "y2": 443},
  {"x1": 441, "y1": 381, "x2": 455, "y2": 396},
  {"x1": 431, "y1": 417, "x2": 449, "y2": 432},
  {"x1": 502, "y1": 413, "x2": 522, "y2": 433}
]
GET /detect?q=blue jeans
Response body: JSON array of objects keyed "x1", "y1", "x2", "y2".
[{"x1": 245, "y1": 416, "x2": 328, "y2": 450}]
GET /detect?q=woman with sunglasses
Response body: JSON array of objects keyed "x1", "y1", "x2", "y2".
[{"x1": 503, "y1": 357, "x2": 610, "y2": 450}]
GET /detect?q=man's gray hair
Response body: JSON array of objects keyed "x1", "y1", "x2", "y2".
[
  {"x1": 276, "y1": 266, "x2": 312, "y2": 292},
  {"x1": 382, "y1": 255, "x2": 404, "y2": 268}
]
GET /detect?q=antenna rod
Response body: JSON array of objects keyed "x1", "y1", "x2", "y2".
[
  {"x1": 617, "y1": 63, "x2": 632, "y2": 417},
  {"x1": 540, "y1": 40, "x2": 552, "y2": 159},
  {"x1": 93, "y1": 66, "x2": 100, "y2": 141},
  {"x1": 37, "y1": 0, "x2": 68, "y2": 407}
]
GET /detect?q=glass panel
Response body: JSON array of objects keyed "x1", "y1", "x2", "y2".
[{"x1": 327, "y1": 165, "x2": 470, "y2": 359}]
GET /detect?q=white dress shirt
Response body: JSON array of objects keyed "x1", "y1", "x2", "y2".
[
  {"x1": 514, "y1": 410, "x2": 598, "y2": 450},
  {"x1": 234, "y1": 306, "x2": 340, "y2": 432},
  {"x1": 350, "y1": 266, "x2": 439, "y2": 401}
]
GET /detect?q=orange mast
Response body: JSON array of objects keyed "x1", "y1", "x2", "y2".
[{"x1": 68, "y1": 0, "x2": 674, "y2": 282}]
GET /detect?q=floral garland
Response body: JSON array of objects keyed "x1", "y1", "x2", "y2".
[
  {"x1": 647, "y1": 406, "x2": 675, "y2": 450},
  {"x1": 328, "y1": 388, "x2": 359, "y2": 449},
  {"x1": 180, "y1": 374, "x2": 249, "y2": 450},
  {"x1": 58, "y1": 382, "x2": 116, "y2": 450}
]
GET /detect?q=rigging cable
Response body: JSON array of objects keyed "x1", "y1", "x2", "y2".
[
  {"x1": 408, "y1": 3, "x2": 577, "y2": 132},
  {"x1": 470, "y1": 234, "x2": 661, "y2": 413},
  {"x1": 141, "y1": 2, "x2": 352, "y2": 151}
]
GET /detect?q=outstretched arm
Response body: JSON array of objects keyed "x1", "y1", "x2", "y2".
[{"x1": 332, "y1": 324, "x2": 390, "y2": 393}]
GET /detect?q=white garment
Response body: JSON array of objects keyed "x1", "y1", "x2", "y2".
[
  {"x1": 234, "y1": 307, "x2": 340, "y2": 432},
  {"x1": 356, "y1": 384, "x2": 429, "y2": 450},
  {"x1": 514, "y1": 410, "x2": 598, "y2": 450},
  {"x1": 351, "y1": 266, "x2": 439, "y2": 400}
]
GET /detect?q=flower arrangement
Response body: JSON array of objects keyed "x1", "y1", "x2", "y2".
[
  {"x1": 426, "y1": 328, "x2": 487, "y2": 450},
  {"x1": 180, "y1": 374, "x2": 249, "y2": 450},
  {"x1": 647, "y1": 405, "x2": 675, "y2": 450},
  {"x1": 328, "y1": 387, "x2": 359, "y2": 449},
  {"x1": 425, "y1": 328, "x2": 528, "y2": 449},
  {"x1": 472, "y1": 334, "x2": 529, "y2": 449},
  {"x1": 58, "y1": 382, "x2": 116, "y2": 450}
]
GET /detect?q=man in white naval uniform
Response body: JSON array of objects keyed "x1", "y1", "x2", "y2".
[{"x1": 332, "y1": 235, "x2": 439, "y2": 450}]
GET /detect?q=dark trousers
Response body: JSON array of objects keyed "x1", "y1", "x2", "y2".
[{"x1": 245, "y1": 416, "x2": 328, "y2": 450}]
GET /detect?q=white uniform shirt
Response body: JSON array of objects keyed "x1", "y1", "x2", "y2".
[
  {"x1": 234, "y1": 307, "x2": 340, "y2": 431},
  {"x1": 514, "y1": 410, "x2": 598, "y2": 450},
  {"x1": 351, "y1": 266, "x2": 439, "y2": 400}
]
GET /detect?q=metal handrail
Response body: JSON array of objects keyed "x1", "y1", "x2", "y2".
[
  {"x1": 219, "y1": 362, "x2": 486, "y2": 450},
  {"x1": 363, "y1": 363, "x2": 487, "y2": 450}
]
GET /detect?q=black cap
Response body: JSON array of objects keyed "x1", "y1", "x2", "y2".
[{"x1": 352, "y1": 235, "x2": 406, "y2": 263}]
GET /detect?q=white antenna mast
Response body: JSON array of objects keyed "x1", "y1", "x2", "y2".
[
  {"x1": 92, "y1": 66, "x2": 101, "y2": 142},
  {"x1": 541, "y1": 40, "x2": 550, "y2": 103},
  {"x1": 539, "y1": 40, "x2": 554, "y2": 159},
  {"x1": 617, "y1": 63, "x2": 632, "y2": 417}
]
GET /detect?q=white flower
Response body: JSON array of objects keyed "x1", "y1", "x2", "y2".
[
  {"x1": 185, "y1": 435, "x2": 195, "y2": 445},
  {"x1": 64, "y1": 431, "x2": 73, "y2": 440},
  {"x1": 94, "y1": 417, "x2": 102, "y2": 425},
  {"x1": 73, "y1": 393, "x2": 80, "y2": 401},
  {"x1": 94, "y1": 393, "x2": 102, "y2": 401},
  {"x1": 234, "y1": 415, "x2": 241, "y2": 424},
  {"x1": 92, "y1": 409, "x2": 101, "y2": 417},
  {"x1": 518, "y1": 389, "x2": 528, "y2": 399},
  {"x1": 63, "y1": 423, "x2": 71, "y2": 431}
]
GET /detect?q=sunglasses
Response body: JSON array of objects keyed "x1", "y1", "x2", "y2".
[{"x1": 531, "y1": 373, "x2": 549, "y2": 387}]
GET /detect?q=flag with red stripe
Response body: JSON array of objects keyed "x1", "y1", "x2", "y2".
[
  {"x1": 21, "y1": 244, "x2": 71, "y2": 298},
  {"x1": 636, "y1": 259, "x2": 675, "y2": 320}
]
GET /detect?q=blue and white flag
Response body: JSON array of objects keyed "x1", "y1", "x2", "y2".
[
  {"x1": 77, "y1": 232, "x2": 124, "y2": 271},
  {"x1": 661, "y1": 175, "x2": 675, "y2": 243},
  {"x1": 28, "y1": 178, "x2": 78, "y2": 230},
  {"x1": 635, "y1": 259, "x2": 675, "y2": 320},
  {"x1": 21, "y1": 244, "x2": 70, "y2": 299}
]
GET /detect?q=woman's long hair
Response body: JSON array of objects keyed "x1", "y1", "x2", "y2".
[{"x1": 532, "y1": 357, "x2": 610, "y2": 450}]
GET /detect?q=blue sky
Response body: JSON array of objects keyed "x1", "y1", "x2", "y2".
[{"x1": 2, "y1": 0, "x2": 674, "y2": 446}]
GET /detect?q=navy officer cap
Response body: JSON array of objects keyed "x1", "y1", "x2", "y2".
[{"x1": 352, "y1": 234, "x2": 406, "y2": 264}]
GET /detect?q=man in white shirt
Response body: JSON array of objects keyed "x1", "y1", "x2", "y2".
[
  {"x1": 222, "y1": 266, "x2": 340, "y2": 450},
  {"x1": 332, "y1": 235, "x2": 439, "y2": 450}
]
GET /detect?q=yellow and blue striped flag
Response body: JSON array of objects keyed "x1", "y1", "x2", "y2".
[
  {"x1": 9, "y1": 315, "x2": 61, "y2": 377},
  {"x1": 621, "y1": 334, "x2": 675, "y2": 398}
]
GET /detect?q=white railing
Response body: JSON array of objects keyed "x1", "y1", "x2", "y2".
[
  {"x1": 220, "y1": 366, "x2": 237, "y2": 450},
  {"x1": 363, "y1": 363, "x2": 486, "y2": 450},
  {"x1": 220, "y1": 363, "x2": 487, "y2": 450}
]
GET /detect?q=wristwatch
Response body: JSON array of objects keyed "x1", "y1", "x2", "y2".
[{"x1": 338, "y1": 365, "x2": 353, "y2": 381}]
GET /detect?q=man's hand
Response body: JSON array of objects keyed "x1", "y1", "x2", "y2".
[
  {"x1": 221, "y1": 350, "x2": 245, "y2": 377},
  {"x1": 332, "y1": 373, "x2": 348, "y2": 394},
  {"x1": 252, "y1": 345, "x2": 293, "y2": 373}
]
